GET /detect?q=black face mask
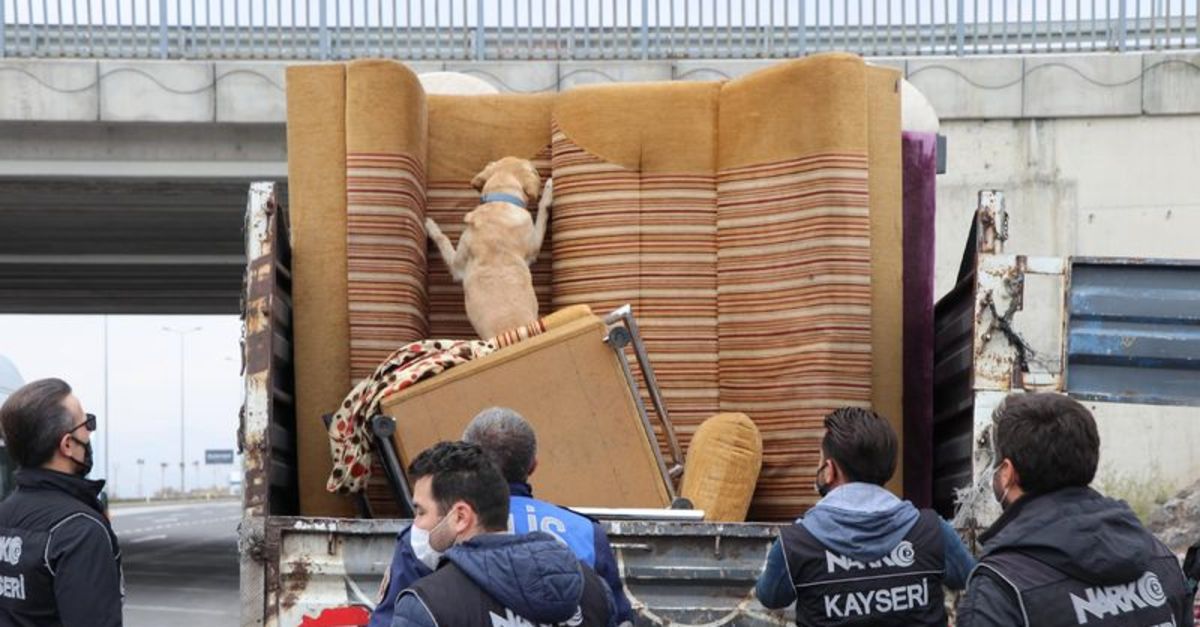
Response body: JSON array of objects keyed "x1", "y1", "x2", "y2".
[
  {"x1": 815, "y1": 461, "x2": 831, "y2": 498},
  {"x1": 68, "y1": 436, "x2": 94, "y2": 477}
]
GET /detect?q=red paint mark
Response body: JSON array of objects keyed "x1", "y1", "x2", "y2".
[{"x1": 299, "y1": 606, "x2": 371, "y2": 627}]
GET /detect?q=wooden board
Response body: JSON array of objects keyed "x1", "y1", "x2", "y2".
[{"x1": 381, "y1": 317, "x2": 672, "y2": 508}]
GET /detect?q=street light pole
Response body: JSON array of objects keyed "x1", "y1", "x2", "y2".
[{"x1": 162, "y1": 325, "x2": 201, "y2": 496}]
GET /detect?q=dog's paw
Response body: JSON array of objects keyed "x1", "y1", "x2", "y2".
[
  {"x1": 424, "y1": 217, "x2": 441, "y2": 236},
  {"x1": 539, "y1": 178, "x2": 554, "y2": 210}
]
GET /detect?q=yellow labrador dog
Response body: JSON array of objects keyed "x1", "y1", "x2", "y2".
[{"x1": 425, "y1": 156, "x2": 552, "y2": 340}]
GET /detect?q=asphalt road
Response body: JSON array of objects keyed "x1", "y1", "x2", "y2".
[{"x1": 110, "y1": 500, "x2": 241, "y2": 627}]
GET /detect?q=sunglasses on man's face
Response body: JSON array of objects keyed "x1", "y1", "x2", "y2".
[{"x1": 68, "y1": 413, "x2": 97, "y2": 434}]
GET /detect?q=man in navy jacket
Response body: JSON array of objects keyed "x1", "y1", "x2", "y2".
[
  {"x1": 390, "y1": 441, "x2": 614, "y2": 627},
  {"x1": 370, "y1": 407, "x2": 633, "y2": 627},
  {"x1": 754, "y1": 407, "x2": 975, "y2": 626}
]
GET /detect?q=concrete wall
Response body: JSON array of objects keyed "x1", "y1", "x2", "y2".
[
  {"x1": 4, "y1": 52, "x2": 1198, "y2": 123},
  {"x1": 1091, "y1": 403, "x2": 1200, "y2": 516},
  {"x1": 936, "y1": 115, "x2": 1200, "y2": 294},
  {"x1": 0, "y1": 59, "x2": 290, "y2": 178},
  {"x1": 919, "y1": 56, "x2": 1200, "y2": 499}
]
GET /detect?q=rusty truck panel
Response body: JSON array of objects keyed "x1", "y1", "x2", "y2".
[{"x1": 257, "y1": 516, "x2": 792, "y2": 626}]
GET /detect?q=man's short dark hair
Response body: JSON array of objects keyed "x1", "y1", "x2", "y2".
[
  {"x1": 992, "y1": 392, "x2": 1100, "y2": 495},
  {"x1": 0, "y1": 378, "x2": 74, "y2": 469},
  {"x1": 462, "y1": 407, "x2": 536, "y2": 484},
  {"x1": 821, "y1": 407, "x2": 897, "y2": 486},
  {"x1": 408, "y1": 441, "x2": 509, "y2": 531}
]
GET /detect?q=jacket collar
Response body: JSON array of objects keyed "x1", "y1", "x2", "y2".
[
  {"x1": 15, "y1": 468, "x2": 107, "y2": 515},
  {"x1": 507, "y1": 481, "x2": 533, "y2": 498},
  {"x1": 480, "y1": 192, "x2": 527, "y2": 209},
  {"x1": 978, "y1": 490, "x2": 1038, "y2": 545},
  {"x1": 811, "y1": 482, "x2": 902, "y2": 513}
]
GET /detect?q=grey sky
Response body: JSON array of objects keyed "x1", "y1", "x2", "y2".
[{"x1": 0, "y1": 314, "x2": 242, "y2": 498}]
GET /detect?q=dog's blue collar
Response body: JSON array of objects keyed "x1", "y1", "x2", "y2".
[{"x1": 480, "y1": 192, "x2": 528, "y2": 209}]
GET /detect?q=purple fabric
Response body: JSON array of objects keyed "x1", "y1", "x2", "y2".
[{"x1": 901, "y1": 132, "x2": 938, "y2": 509}]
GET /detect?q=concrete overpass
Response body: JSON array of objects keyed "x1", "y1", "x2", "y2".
[
  {"x1": 0, "y1": 59, "x2": 288, "y2": 313},
  {"x1": 1, "y1": 51, "x2": 1199, "y2": 313},
  {"x1": 0, "y1": 178, "x2": 256, "y2": 313}
]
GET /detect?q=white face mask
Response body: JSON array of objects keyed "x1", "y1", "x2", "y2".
[{"x1": 409, "y1": 524, "x2": 443, "y2": 571}]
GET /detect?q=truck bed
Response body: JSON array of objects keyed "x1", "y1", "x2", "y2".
[
  {"x1": 238, "y1": 182, "x2": 793, "y2": 626},
  {"x1": 239, "y1": 183, "x2": 1200, "y2": 625}
]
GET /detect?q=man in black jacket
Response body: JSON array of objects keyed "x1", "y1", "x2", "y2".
[
  {"x1": 0, "y1": 378, "x2": 123, "y2": 627},
  {"x1": 958, "y1": 393, "x2": 1194, "y2": 627}
]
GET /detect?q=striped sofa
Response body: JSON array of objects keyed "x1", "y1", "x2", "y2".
[{"x1": 287, "y1": 54, "x2": 909, "y2": 521}]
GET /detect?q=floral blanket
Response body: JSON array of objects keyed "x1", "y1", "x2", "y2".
[{"x1": 326, "y1": 319, "x2": 554, "y2": 494}]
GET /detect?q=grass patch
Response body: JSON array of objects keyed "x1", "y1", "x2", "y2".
[{"x1": 1094, "y1": 467, "x2": 1177, "y2": 523}]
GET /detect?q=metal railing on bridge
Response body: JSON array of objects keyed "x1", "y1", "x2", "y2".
[{"x1": 2, "y1": 0, "x2": 1197, "y2": 61}]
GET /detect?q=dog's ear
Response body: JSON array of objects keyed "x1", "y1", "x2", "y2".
[
  {"x1": 521, "y1": 164, "x2": 541, "y2": 202},
  {"x1": 471, "y1": 162, "x2": 495, "y2": 192}
]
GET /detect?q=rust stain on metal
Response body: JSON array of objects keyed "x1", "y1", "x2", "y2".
[
  {"x1": 976, "y1": 190, "x2": 1008, "y2": 255},
  {"x1": 239, "y1": 521, "x2": 272, "y2": 564},
  {"x1": 244, "y1": 189, "x2": 277, "y2": 376},
  {"x1": 252, "y1": 260, "x2": 273, "y2": 281},
  {"x1": 972, "y1": 252, "x2": 1034, "y2": 391},
  {"x1": 245, "y1": 296, "x2": 271, "y2": 334},
  {"x1": 245, "y1": 316, "x2": 272, "y2": 375},
  {"x1": 257, "y1": 234, "x2": 275, "y2": 261},
  {"x1": 279, "y1": 556, "x2": 313, "y2": 611},
  {"x1": 1007, "y1": 259, "x2": 1026, "y2": 311},
  {"x1": 242, "y1": 426, "x2": 268, "y2": 516},
  {"x1": 263, "y1": 549, "x2": 281, "y2": 623},
  {"x1": 237, "y1": 404, "x2": 246, "y2": 454}
]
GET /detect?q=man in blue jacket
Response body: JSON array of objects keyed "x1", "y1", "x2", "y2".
[
  {"x1": 371, "y1": 408, "x2": 634, "y2": 626},
  {"x1": 391, "y1": 441, "x2": 614, "y2": 627},
  {"x1": 754, "y1": 407, "x2": 975, "y2": 626}
]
